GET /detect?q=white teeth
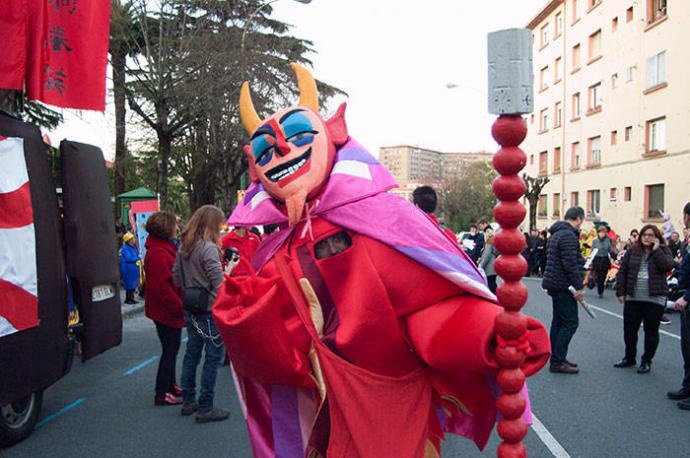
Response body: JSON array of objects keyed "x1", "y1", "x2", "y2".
[{"x1": 268, "y1": 158, "x2": 307, "y2": 181}]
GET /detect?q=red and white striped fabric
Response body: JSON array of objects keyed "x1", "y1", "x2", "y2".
[{"x1": 0, "y1": 136, "x2": 38, "y2": 338}]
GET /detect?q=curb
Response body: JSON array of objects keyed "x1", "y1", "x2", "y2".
[{"x1": 122, "y1": 304, "x2": 145, "y2": 319}]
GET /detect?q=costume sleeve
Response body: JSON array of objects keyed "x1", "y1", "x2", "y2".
[
  {"x1": 405, "y1": 296, "x2": 550, "y2": 377},
  {"x1": 213, "y1": 273, "x2": 315, "y2": 388}
]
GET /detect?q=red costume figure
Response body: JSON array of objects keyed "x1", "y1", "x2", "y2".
[
  {"x1": 221, "y1": 226, "x2": 260, "y2": 277},
  {"x1": 213, "y1": 64, "x2": 550, "y2": 457}
]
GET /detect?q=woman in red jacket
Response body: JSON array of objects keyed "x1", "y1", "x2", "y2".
[{"x1": 144, "y1": 211, "x2": 184, "y2": 405}]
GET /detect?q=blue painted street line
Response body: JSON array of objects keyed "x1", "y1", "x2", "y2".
[
  {"x1": 123, "y1": 355, "x2": 160, "y2": 376},
  {"x1": 34, "y1": 397, "x2": 86, "y2": 429}
]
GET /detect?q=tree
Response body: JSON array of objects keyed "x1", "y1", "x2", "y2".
[
  {"x1": 439, "y1": 161, "x2": 497, "y2": 232},
  {"x1": 0, "y1": 91, "x2": 63, "y2": 130},
  {"x1": 523, "y1": 173, "x2": 550, "y2": 231}
]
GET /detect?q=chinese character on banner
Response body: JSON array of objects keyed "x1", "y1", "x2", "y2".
[{"x1": 22, "y1": 1, "x2": 110, "y2": 111}]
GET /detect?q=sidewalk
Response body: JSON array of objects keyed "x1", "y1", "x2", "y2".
[{"x1": 120, "y1": 287, "x2": 145, "y2": 319}]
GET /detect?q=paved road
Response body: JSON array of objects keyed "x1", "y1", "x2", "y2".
[{"x1": 5, "y1": 280, "x2": 690, "y2": 457}]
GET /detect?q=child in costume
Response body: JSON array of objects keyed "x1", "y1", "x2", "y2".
[{"x1": 213, "y1": 64, "x2": 550, "y2": 457}]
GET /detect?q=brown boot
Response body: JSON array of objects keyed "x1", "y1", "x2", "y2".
[{"x1": 549, "y1": 362, "x2": 579, "y2": 374}]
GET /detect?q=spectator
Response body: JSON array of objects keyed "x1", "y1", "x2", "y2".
[
  {"x1": 538, "y1": 230, "x2": 549, "y2": 276},
  {"x1": 263, "y1": 223, "x2": 279, "y2": 235},
  {"x1": 479, "y1": 231, "x2": 498, "y2": 294},
  {"x1": 173, "y1": 205, "x2": 235, "y2": 423},
  {"x1": 591, "y1": 226, "x2": 616, "y2": 298},
  {"x1": 668, "y1": 202, "x2": 690, "y2": 409},
  {"x1": 115, "y1": 216, "x2": 127, "y2": 246},
  {"x1": 144, "y1": 211, "x2": 184, "y2": 406},
  {"x1": 412, "y1": 185, "x2": 457, "y2": 245},
  {"x1": 462, "y1": 224, "x2": 484, "y2": 263},
  {"x1": 542, "y1": 207, "x2": 586, "y2": 374},
  {"x1": 120, "y1": 232, "x2": 140, "y2": 304},
  {"x1": 526, "y1": 229, "x2": 540, "y2": 276},
  {"x1": 614, "y1": 224, "x2": 674, "y2": 374},
  {"x1": 221, "y1": 225, "x2": 261, "y2": 277},
  {"x1": 669, "y1": 232, "x2": 682, "y2": 260}
]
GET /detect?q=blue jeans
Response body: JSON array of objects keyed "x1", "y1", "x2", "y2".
[
  {"x1": 549, "y1": 290, "x2": 579, "y2": 365},
  {"x1": 181, "y1": 313, "x2": 225, "y2": 411}
]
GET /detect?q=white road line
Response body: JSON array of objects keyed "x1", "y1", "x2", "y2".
[
  {"x1": 531, "y1": 414, "x2": 571, "y2": 457},
  {"x1": 588, "y1": 304, "x2": 680, "y2": 340}
]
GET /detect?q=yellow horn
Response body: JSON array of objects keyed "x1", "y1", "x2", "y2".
[
  {"x1": 239, "y1": 81, "x2": 261, "y2": 135},
  {"x1": 290, "y1": 63, "x2": 319, "y2": 112}
]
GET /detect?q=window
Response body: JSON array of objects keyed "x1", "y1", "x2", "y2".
[
  {"x1": 625, "y1": 125, "x2": 633, "y2": 141},
  {"x1": 611, "y1": 130, "x2": 617, "y2": 145},
  {"x1": 540, "y1": 66, "x2": 549, "y2": 90},
  {"x1": 554, "y1": 102, "x2": 562, "y2": 127},
  {"x1": 540, "y1": 23, "x2": 550, "y2": 47},
  {"x1": 572, "y1": 44, "x2": 581, "y2": 69},
  {"x1": 589, "y1": 29, "x2": 602, "y2": 60},
  {"x1": 645, "y1": 184, "x2": 664, "y2": 219},
  {"x1": 626, "y1": 66, "x2": 635, "y2": 82},
  {"x1": 571, "y1": 191, "x2": 579, "y2": 207},
  {"x1": 646, "y1": 50, "x2": 667, "y2": 89},
  {"x1": 554, "y1": 57, "x2": 562, "y2": 82},
  {"x1": 553, "y1": 193, "x2": 561, "y2": 216},
  {"x1": 611, "y1": 73, "x2": 618, "y2": 89},
  {"x1": 588, "y1": 82, "x2": 602, "y2": 111},
  {"x1": 555, "y1": 12, "x2": 563, "y2": 37},
  {"x1": 646, "y1": 117, "x2": 666, "y2": 152},
  {"x1": 587, "y1": 189, "x2": 601, "y2": 217},
  {"x1": 540, "y1": 108, "x2": 549, "y2": 132},
  {"x1": 571, "y1": 0, "x2": 580, "y2": 22},
  {"x1": 626, "y1": 6, "x2": 634, "y2": 22},
  {"x1": 539, "y1": 151, "x2": 548, "y2": 175},
  {"x1": 538, "y1": 194, "x2": 548, "y2": 217},
  {"x1": 554, "y1": 147, "x2": 562, "y2": 172},
  {"x1": 612, "y1": 16, "x2": 618, "y2": 31},
  {"x1": 647, "y1": 0, "x2": 667, "y2": 24},
  {"x1": 572, "y1": 92, "x2": 581, "y2": 118},
  {"x1": 571, "y1": 141, "x2": 581, "y2": 169},
  {"x1": 588, "y1": 136, "x2": 602, "y2": 165},
  {"x1": 624, "y1": 186, "x2": 632, "y2": 201},
  {"x1": 610, "y1": 187, "x2": 617, "y2": 201}
]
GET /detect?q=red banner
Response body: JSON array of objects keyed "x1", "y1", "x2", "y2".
[
  {"x1": 0, "y1": 0, "x2": 28, "y2": 90},
  {"x1": 22, "y1": 0, "x2": 111, "y2": 111}
]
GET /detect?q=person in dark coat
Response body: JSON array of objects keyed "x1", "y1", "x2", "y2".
[
  {"x1": 591, "y1": 226, "x2": 616, "y2": 298},
  {"x1": 542, "y1": 207, "x2": 585, "y2": 374},
  {"x1": 144, "y1": 211, "x2": 184, "y2": 406},
  {"x1": 614, "y1": 224, "x2": 674, "y2": 373},
  {"x1": 120, "y1": 232, "x2": 141, "y2": 304}
]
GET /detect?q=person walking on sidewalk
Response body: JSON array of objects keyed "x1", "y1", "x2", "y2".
[
  {"x1": 591, "y1": 226, "x2": 616, "y2": 298},
  {"x1": 542, "y1": 207, "x2": 586, "y2": 374},
  {"x1": 613, "y1": 224, "x2": 674, "y2": 374},
  {"x1": 144, "y1": 211, "x2": 184, "y2": 406},
  {"x1": 668, "y1": 203, "x2": 690, "y2": 409},
  {"x1": 173, "y1": 205, "x2": 236, "y2": 423}
]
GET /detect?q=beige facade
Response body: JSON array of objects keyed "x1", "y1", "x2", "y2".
[
  {"x1": 523, "y1": 0, "x2": 689, "y2": 235},
  {"x1": 379, "y1": 145, "x2": 492, "y2": 184}
]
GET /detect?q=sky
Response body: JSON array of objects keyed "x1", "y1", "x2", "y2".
[{"x1": 49, "y1": 0, "x2": 547, "y2": 160}]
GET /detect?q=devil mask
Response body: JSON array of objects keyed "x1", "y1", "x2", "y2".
[{"x1": 240, "y1": 63, "x2": 348, "y2": 226}]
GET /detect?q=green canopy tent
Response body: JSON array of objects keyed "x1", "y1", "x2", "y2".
[{"x1": 117, "y1": 187, "x2": 157, "y2": 223}]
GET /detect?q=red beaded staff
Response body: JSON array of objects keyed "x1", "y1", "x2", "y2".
[{"x1": 487, "y1": 28, "x2": 534, "y2": 458}]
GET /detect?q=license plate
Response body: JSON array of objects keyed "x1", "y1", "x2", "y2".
[{"x1": 92, "y1": 284, "x2": 115, "y2": 302}]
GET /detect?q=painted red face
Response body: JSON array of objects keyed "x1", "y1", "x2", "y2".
[{"x1": 247, "y1": 107, "x2": 336, "y2": 206}]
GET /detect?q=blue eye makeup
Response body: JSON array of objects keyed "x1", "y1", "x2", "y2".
[{"x1": 251, "y1": 135, "x2": 274, "y2": 166}]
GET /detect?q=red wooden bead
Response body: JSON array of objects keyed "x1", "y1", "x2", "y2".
[
  {"x1": 492, "y1": 115, "x2": 527, "y2": 146},
  {"x1": 496, "y1": 282, "x2": 528, "y2": 311},
  {"x1": 497, "y1": 393, "x2": 527, "y2": 419},
  {"x1": 492, "y1": 175, "x2": 526, "y2": 201},
  {"x1": 494, "y1": 201, "x2": 527, "y2": 229},
  {"x1": 495, "y1": 312, "x2": 528, "y2": 340},
  {"x1": 494, "y1": 345, "x2": 526, "y2": 368},
  {"x1": 493, "y1": 146, "x2": 526, "y2": 175},
  {"x1": 494, "y1": 255, "x2": 528, "y2": 281},
  {"x1": 497, "y1": 418, "x2": 529, "y2": 443},
  {"x1": 497, "y1": 442, "x2": 527, "y2": 458},
  {"x1": 497, "y1": 368, "x2": 526, "y2": 393},
  {"x1": 494, "y1": 228, "x2": 526, "y2": 255}
]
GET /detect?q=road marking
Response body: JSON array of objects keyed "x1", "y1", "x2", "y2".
[
  {"x1": 123, "y1": 355, "x2": 160, "y2": 376},
  {"x1": 531, "y1": 413, "x2": 571, "y2": 457},
  {"x1": 34, "y1": 397, "x2": 86, "y2": 429},
  {"x1": 588, "y1": 304, "x2": 680, "y2": 340}
]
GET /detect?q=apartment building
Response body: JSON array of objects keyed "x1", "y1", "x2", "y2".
[
  {"x1": 379, "y1": 145, "x2": 492, "y2": 183},
  {"x1": 522, "y1": 0, "x2": 689, "y2": 233}
]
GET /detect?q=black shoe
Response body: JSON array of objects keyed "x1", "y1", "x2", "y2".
[
  {"x1": 667, "y1": 388, "x2": 690, "y2": 400},
  {"x1": 637, "y1": 362, "x2": 651, "y2": 374},
  {"x1": 549, "y1": 363, "x2": 579, "y2": 374},
  {"x1": 613, "y1": 358, "x2": 636, "y2": 368},
  {"x1": 678, "y1": 399, "x2": 690, "y2": 410},
  {"x1": 195, "y1": 408, "x2": 230, "y2": 423},
  {"x1": 181, "y1": 402, "x2": 198, "y2": 416},
  {"x1": 564, "y1": 360, "x2": 578, "y2": 368}
]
